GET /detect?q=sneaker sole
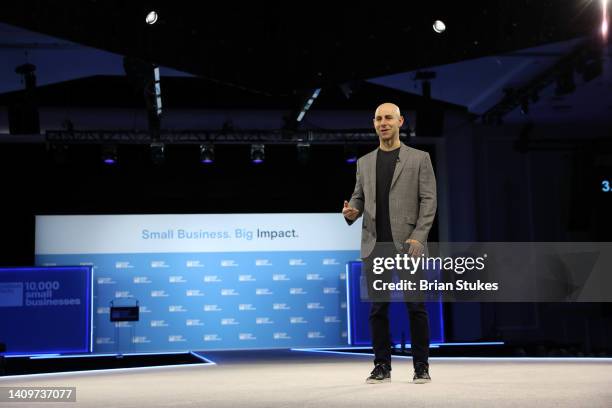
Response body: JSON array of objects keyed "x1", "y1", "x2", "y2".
[
  {"x1": 365, "y1": 378, "x2": 391, "y2": 384},
  {"x1": 412, "y1": 378, "x2": 431, "y2": 384}
]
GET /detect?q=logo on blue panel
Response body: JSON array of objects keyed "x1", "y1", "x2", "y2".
[
  {"x1": 151, "y1": 261, "x2": 170, "y2": 268},
  {"x1": 273, "y1": 303, "x2": 290, "y2": 310},
  {"x1": 306, "y1": 274, "x2": 323, "y2": 281},
  {"x1": 238, "y1": 275, "x2": 256, "y2": 282},
  {"x1": 203, "y1": 334, "x2": 222, "y2": 341},
  {"x1": 186, "y1": 319, "x2": 204, "y2": 326},
  {"x1": 0, "y1": 283, "x2": 23, "y2": 307},
  {"x1": 96, "y1": 337, "x2": 114, "y2": 344},
  {"x1": 186, "y1": 260, "x2": 205, "y2": 268},
  {"x1": 307, "y1": 303, "x2": 324, "y2": 310},
  {"x1": 132, "y1": 336, "x2": 151, "y2": 344},
  {"x1": 324, "y1": 316, "x2": 341, "y2": 323},
  {"x1": 115, "y1": 262, "x2": 134, "y2": 269},
  {"x1": 204, "y1": 304, "x2": 222, "y2": 312},
  {"x1": 239, "y1": 304, "x2": 256, "y2": 311},
  {"x1": 290, "y1": 317, "x2": 308, "y2": 324},
  {"x1": 308, "y1": 332, "x2": 325, "y2": 339},
  {"x1": 239, "y1": 333, "x2": 257, "y2": 340},
  {"x1": 169, "y1": 335, "x2": 187, "y2": 342},
  {"x1": 134, "y1": 276, "x2": 152, "y2": 284},
  {"x1": 272, "y1": 274, "x2": 289, "y2": 281},
  {"x1": 221, "y1": 289, "x2": 239, "y2": 296},
  {"x1": 323, "y1": 287, "x2": 339, "y2": 294},
  {"x1": 256, "y1": 317, "x2": 274, "y2": 324},
  {"x1": 273, "y1": 332, "x2": 291, "y2": 340},
  {"x1": 151, "y1": 290, "x2": 169, "y2": 297},
  {"x1": 204, "y1": 275, "x2": 222, "y2": 283},
  {"x1": 169, "y1": 276, "x2": 187, "y2": 283},
  {"x1": 255, "y1": 259, "x2": 272, "y2": 266},
  {"x1": 221, "y1": 260, "x2": 238, "y2": 267},
  {"x1": 289, "y1": 288, "x2": 307, "y2": 295},
  {"x1": 169, "y1": 305, "x2": 187, "y2": 312},
  {"x1": 97, "y1": 277, "x2": 116, "y2": 284},
  {"x1": 323, "y1": 258, "x2": 340, "y2": 265},
  {"x1": 221, "y1": 318, "x2": 239, "y2": 325},
  {"x1": 289, "y1": 259, "x2": 306, "y2": 266},
  {"x1": 115, "y1": 291, "x2": 134, "y2": 298},
  {"x1": 255, "y1": 288, "x2": 273, "y2": 295},
  {"x1": 186, "y1": 289, "x2": 204, "y2": 296},
  {"x1": 97, "y1": 306, "x2": 110, "y2": 314},
  {"x1": 151, "y1": 320, "x2": 168, "y2": 327}
]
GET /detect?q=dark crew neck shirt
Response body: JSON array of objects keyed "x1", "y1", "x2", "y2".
[{"x1": 375, "y1": 147, "x2": 400, "y2": 243}]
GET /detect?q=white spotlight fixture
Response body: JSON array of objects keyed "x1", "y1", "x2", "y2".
[
  {"x1": 145, "y1": 11, "x2": 158, "y2": 25},
  {"x1": 433, "y1": 20, "x2": 446, "y2": 34}
]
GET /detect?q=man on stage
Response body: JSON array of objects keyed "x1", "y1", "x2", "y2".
[{"x1": 342, "y1": 102, "x2": 437, "y2": 384}]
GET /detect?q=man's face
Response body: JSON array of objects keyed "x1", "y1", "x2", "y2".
[{"x1": 373, "y1": 104, "x2": 404, "y2": 142}]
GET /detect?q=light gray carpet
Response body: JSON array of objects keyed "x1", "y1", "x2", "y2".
[{"x1": 1, "y1": 350, "x2": 611, "y2": 407}]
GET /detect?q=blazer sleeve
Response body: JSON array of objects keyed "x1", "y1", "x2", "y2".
[
  {"x1": 410, "y1": 152, "x2": 437, "y2": 243},
  {"x1": 345, "y1": 159, "x2": 365, "y2": 225}
]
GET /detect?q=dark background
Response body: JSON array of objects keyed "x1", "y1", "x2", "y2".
[{"x1": 0, "y1": 0, "x2": 611, "y2": 357}]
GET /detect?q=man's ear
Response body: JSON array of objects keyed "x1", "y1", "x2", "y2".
[{"x1": 399, "y1": 115, "x2": 405, "y2": 127}]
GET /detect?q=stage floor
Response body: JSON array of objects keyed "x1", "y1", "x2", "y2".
[{"x1": 1, "y1": 349, "x2": 611, "y2": 407}]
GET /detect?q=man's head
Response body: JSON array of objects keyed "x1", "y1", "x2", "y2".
[{"x1": 373, "y1": 103, "x2": 404, "y2": 143}]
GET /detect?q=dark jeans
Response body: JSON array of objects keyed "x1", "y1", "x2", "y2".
[{"x1": 369, "y1": 301, "x2": 430, "y2": 368}]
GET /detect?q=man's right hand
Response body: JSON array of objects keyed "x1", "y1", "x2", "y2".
[{"x1": 342, "y1": 200, "x2": 360, "y2": 221}]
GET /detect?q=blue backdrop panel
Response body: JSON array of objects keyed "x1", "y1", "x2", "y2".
[
  {"x1": 0, "y1": 266, "x2": 93, "y2": 355},
  {"x1": 346, "y1": 261, "x2": 444, "y2": 346},
  {"x1": 35, "y1": 213, "x2": 362, "y2": 352},
  {"x1": 36, "y1": 250, "x2": 358, "y2": 352}
]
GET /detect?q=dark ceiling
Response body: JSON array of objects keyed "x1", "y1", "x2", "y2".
[{"x1": 0, "y1": 0, "x2": 603, "y2": 96}]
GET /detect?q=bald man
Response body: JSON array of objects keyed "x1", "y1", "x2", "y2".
[{"x1": 342, "y1": 103, "x2": 437, "y2": 384}]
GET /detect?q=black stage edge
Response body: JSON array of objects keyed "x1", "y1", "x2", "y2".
[{"x1": 1, "y1": 352, "x2": 212, "y2": 376}]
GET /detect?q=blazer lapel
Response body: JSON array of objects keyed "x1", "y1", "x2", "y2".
[
  {"x1": 366, "y1": 148, "x2": 377, "y2": 194},
  {"x1": 390, "y1": 143, "x2": 409, "y2": 190}
]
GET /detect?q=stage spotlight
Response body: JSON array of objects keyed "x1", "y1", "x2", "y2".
[
  {"x1": 200, "y1": 144, "x2": 215, "y2": 164},
  {"x1": 344, "y1": 145, "x2": 358, "y2": 164},
  {"x1": 250, "y1": 144, "x2": 265, "y2": 164},
  {"x1": 602, "y1": 0, "x2": 609, "y2": 39},
  {"x1": 102, "y1": 144, "x2": 118, "y2": 165},
  {"x1": 433, "y1": 20, "x2": 446, "y2": 34},
  {"x1": 150, "y1": 142, "x2": 165, "y2": 165},
  {"x1": 296, "y1": 142, "x2": 310, "y2": 164},
  {"x1": 145, "y1": 11, "x2": 158, "y2": 25}
]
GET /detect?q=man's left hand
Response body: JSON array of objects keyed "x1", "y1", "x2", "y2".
[{"x1": 405, "y1": 239, "x2": 424, "y2": 257}]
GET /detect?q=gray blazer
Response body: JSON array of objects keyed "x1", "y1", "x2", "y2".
[{"x1": 347, "y1": 142, "x2": 437, "y2": 258}]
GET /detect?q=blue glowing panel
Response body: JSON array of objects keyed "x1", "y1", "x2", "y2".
[
  {"x1": 346, "y1": 261, "x2": 444, "y2": 346},
  {"x1": 0, "y1": 266, "x2": 93, "y2": 355},
  {"x1": 34, "y1": 214, "x2": 362, "y2": 352}
]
